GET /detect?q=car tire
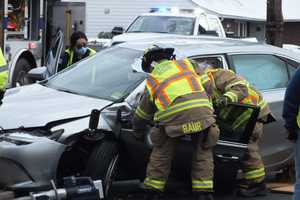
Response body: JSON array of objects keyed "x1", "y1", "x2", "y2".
[
  {"x1": 85, "y1": 141, "x2": 119, "y2": 198},
  {"x1": 12, "y1": 58, "x2": 34, "y2": 87}
]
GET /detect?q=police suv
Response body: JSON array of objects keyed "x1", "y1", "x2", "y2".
[{"x1": 111, "y1": 7, "x2": 226, "y2": 46}]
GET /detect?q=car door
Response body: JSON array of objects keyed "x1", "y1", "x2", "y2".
[
  {"x1": 227, "y1": 53, "x2": 298, "y2": 171},
  {"x1": 45, "y1": 30, "x2": 64, "y2": 77}
]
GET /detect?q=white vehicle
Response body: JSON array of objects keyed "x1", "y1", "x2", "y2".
[{"x1": 111, "y1": 7, "x2": 226, "y2": 46}]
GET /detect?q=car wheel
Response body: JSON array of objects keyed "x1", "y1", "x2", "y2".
[
  {"x1": 85, "y1": 141, "x2": 119, "y2": 198},
  {"x1": 12, "y1": 58, "x2": 34, "y2": 87}
]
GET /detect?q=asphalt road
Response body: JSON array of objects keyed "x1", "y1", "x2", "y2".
[{"x1": 114, "y1": 192, "x2": 292, "y2": 200}]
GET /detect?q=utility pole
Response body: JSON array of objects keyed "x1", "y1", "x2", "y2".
[{"x1": 265, "y1": 0, "x2": 284, "y2": 47}]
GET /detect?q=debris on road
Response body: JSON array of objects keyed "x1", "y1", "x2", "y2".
[{"x1": 267, "y1": 182, "x2": 294, "y2": 194}]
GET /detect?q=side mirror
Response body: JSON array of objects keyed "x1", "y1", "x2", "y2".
[
  {"x1": 27, "y1": 67, "x2": 48, "y2": 82},
  {"x1": 89, "y1": 109, "x2": 101, "y2": 131},
  {"x1": 111, "y1": 26, "x2": 124, "y2": 36}
]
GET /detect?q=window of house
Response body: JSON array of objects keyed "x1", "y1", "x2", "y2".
[{"x1": 230, "y1": 54, "x2": 289, "y2": 90}]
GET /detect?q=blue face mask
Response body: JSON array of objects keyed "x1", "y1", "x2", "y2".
[{"x1": 76, "y1": 47, "x2": 88, "y2": 55}]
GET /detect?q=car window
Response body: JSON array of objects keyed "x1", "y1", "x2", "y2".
[
  {"x1": 207, "y1": 18, "x2": 222, "y2": 37},
  {"x1": 192, "y1": 56, "x2": 225, "y2": 70},
  {"x1": 46, "y1": 47, "x2": 146, "y2": 101},
  {"x1": 127, "y1": 16, "x2": 196, "y2": 35},
  {"x1": 198, "y1": 15, "x2": 209, "y2": 35},
  {"x1": 230, "y1": 54, "x2": 289, "y2": 90}
]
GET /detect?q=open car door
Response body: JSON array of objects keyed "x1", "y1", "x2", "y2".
[
  {"x1": 45, "y1": 30, "x2": 64, "y2": 77},
  {"x1": 214, "y1": 103, "x2": 260, "y2": 191}
]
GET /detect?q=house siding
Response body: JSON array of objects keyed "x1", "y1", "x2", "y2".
[
  {"x1": 283, "y1": 22, "x2": 300, "y2": 45},
  {"x1": 85, "y1": 0, "x2": 198, "y2": 38}
]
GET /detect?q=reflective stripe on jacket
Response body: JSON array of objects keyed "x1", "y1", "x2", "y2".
[
  {"x1": 146, "y1": 58, "x2": 209, "y2": 111},
  {"x1": 65, "y1": 47, "x2": 96, "y2": 67},
  {"x1": 133, "y1": 58, "x2": 215, "y2": 137},
  {"x1": 0, "y1": 48, "x2": 8, "y2": 90},
  {"x1": 297, "y1": 109, "x2": 300, "y2": 128},
  {"x1": 199, "y1": 68, "x2": 271, "y2": 129}
]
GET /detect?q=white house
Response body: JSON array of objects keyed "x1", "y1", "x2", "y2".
[{"x1": 60, "y1": 0, "x2": 300, "y2": 44}]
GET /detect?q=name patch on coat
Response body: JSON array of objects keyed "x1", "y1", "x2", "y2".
[{"x1": 182, "y1": 121, "x2": 202, "y2": 134}]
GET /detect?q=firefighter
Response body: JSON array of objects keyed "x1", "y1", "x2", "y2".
[
  {"x1": 59, "y1": 31, "x2": 96, "y2": 71},
  {"x1": 0, "y1": 48, "x2": 8, "y2": 104},
  {"x1": 194, "y1": 62, "x2": 273, "y2": 197},
  {"x1": 132, "y1": 46, "x2": 219, "y2": 200}
]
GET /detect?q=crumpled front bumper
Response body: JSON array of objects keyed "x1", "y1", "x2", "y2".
[{"x1": 0, "y1": 133, "x2": 66, "y2": 191}]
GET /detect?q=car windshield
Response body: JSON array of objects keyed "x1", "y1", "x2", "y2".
[
  {"x1": 127, "y1": 16, "x2": 195, "y2": 35},
  {"x1": 45, "y1": 47, "x2": 146, "y2": 101}
]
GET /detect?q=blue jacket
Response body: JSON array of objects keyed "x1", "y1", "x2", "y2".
[{"x1": 283, "y1": 66, "x2": 300, "y2": 129}]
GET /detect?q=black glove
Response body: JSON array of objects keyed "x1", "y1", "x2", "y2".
[
  {"x1": 215, "y1": 96, "x2": 229, "y2": 108},
  {"x1": 286, "y1": 127, "x2": 298, "y2": 142}
]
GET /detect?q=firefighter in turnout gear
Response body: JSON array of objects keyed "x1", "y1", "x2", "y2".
[
  {"x1": 194, "y1": 62, "x2": 273, "y2": 197},
  {"x1": 0, "y1": 48, "x2": 8, "y2": 105},
  {"x1": 132, "y1": 46, "x2": 219, "y2": 200}
]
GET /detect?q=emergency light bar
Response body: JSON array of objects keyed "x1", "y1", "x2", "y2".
[{"x1": 149, "y1": 7, "x2": 205, "y2": 15}]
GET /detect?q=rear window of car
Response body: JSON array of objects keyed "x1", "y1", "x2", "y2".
[{"x1": 231, "y1": 54, "x2": 289, "y2": 90}]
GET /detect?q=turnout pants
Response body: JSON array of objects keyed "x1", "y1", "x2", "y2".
[
  {"x1": 144, "y1": 124, "x2": 219, "y2": 192},
  {"x1": 241, "y1": 122, "x2": 265, "y2": 185}
]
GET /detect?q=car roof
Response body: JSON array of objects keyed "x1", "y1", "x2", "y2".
[{"x1": 118, "y1": 36, "x2": 300, "y2": 62}]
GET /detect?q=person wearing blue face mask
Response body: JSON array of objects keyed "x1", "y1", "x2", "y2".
[{"x1": 59, "y1": 31, "x2": 96, "y2": 71}]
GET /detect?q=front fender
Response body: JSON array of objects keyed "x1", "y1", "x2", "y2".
[{"x1": 0, "y1": 134, "x2": 66, "y2": 190}]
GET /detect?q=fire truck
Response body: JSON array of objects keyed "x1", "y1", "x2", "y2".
[
  {"x1": 0, "y1": 0, "x2": 69, "y2": 89},
  {"x1": 0, "y1": 0, "x2": 46, "y2": 87}
]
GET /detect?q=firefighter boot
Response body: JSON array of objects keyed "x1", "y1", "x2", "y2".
[
  {"x1": 237, "y1": 181, "x2": 268, "y2": 197},
  {"x1": 143, "y1": 190, "x2": 164, "y2": 200},
  {"x1": 140, "y1": 183, "x2": 164, "y2": 200},
  {"x1": 194, "y1": 192, "x2": 214, "y2": 200}
]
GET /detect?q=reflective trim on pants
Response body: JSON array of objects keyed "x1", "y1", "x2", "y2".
[
  {"x1": 192, "y1": 179, "x2": 213, "y2": 190},
  {"x1": 144, "y1": 177, "x2": 166, "y2": 191},
  {"x1": 244, "y1": 167, "x2": 265, "y2": 180}
]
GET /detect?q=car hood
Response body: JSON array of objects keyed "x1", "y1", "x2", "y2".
[
  {"x1": 112, "y1": 32, "x2": 182, "y2": 44},
  {"x1": 0, "y1": 84, "x2": 112, "y2": 130}
]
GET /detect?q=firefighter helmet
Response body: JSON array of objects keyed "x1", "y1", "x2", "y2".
[{"x1": 141, "y1": 45, "x2": 175, "y2": 73}]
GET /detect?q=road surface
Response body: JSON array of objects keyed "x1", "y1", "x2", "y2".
[{"x1": 115, "y1": 192, "x2": 292, "y2": 200}]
